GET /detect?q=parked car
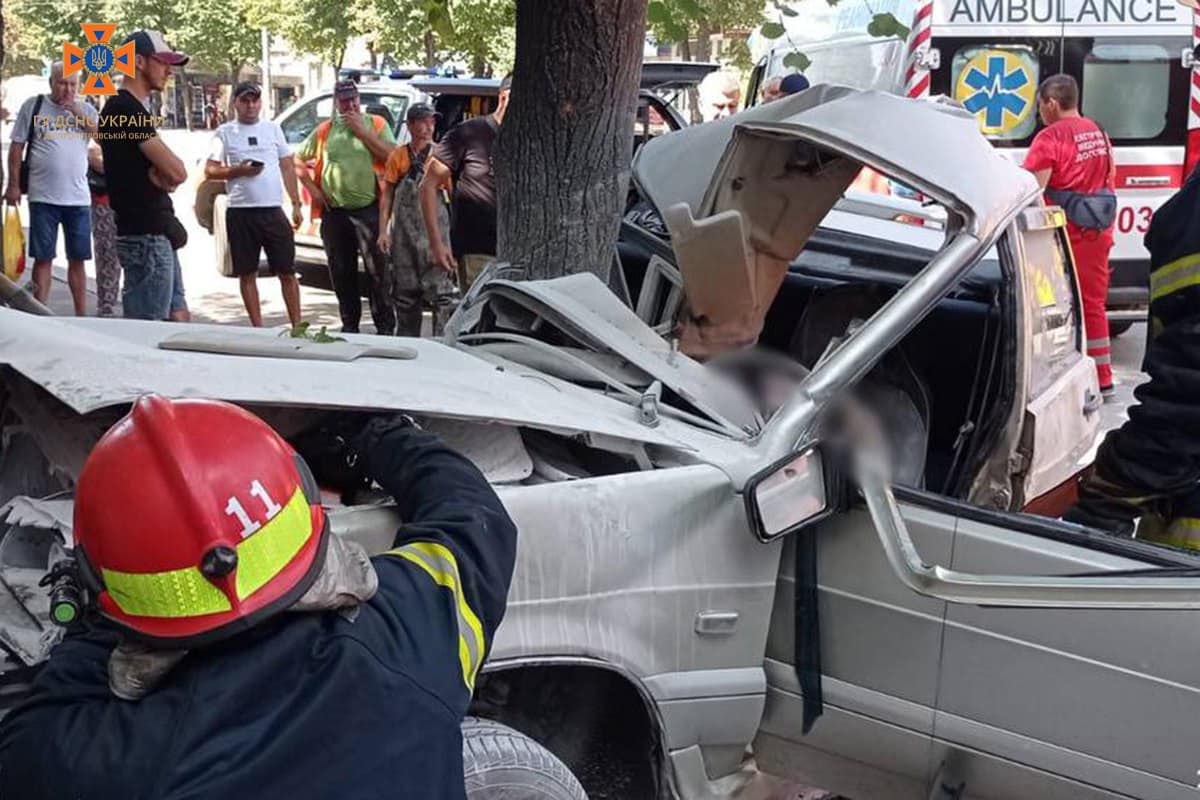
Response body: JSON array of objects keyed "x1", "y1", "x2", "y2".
[
  {"x1": 196, "y1": 64, "x2": 717, "y2": 285},
  {"x1": 6, "y1": 86, "x2": 1200, "y2": 800}
]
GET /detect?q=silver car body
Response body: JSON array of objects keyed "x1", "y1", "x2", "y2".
[{"x1": 3, "y1": 87, "x2": 1200, "y2": 800}]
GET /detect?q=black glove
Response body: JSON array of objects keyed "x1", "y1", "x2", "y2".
[{"x1": 290, "y1": 413, "x2": 418, "y2": 495}]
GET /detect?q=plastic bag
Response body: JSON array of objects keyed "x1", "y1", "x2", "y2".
[{"x1": 3, "y1": 206, "x2": 26, "y2": 280}]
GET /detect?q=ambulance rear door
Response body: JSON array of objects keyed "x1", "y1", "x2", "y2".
[{"x1": 1062, "y1": 24, "x2": 1191, "y2": 316}]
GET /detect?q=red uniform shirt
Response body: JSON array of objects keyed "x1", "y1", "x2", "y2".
[{"x1": 1023, "y1": 116, "x2": 1115, "y2": 241}]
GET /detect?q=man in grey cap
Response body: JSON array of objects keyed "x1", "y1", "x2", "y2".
[
  {"x1": 295, "y1": 79, "x2": 396, "y2": 334},
  {"x1": 99, "y1": 29, "x2": 191, "y2": 321},
  {"x1": 378, "y1": 103, "x2": 457, "y2": 336}
]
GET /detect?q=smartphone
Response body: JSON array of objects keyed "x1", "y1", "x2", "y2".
[{"x1": 247, "y1": 160, "x2": 264, "y2": 168}]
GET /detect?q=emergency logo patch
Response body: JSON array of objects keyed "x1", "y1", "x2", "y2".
[
  {"x1": 954, "y1": 48, "x2": 1037, "y2": 137},
  {"x1": 63, "y1": 24, "x2": 135, "y2": 96}
]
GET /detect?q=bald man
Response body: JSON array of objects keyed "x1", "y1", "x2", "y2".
[{"x1": 5, "y1": 62, "x2": 99, "y2": 314}]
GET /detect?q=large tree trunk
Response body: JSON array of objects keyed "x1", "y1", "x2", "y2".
[{"x1": 496, "y1": 0, "x2": 647, "y2": 282}]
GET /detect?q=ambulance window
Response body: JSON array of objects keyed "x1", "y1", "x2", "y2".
[
  {"x1": 1082, "y1": 43, "x2": 1170, "y2": 140},
  {"x1": 951, "y1": 46, "x2": 1040, "y2": 142}
]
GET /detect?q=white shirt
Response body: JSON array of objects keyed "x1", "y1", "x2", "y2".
[
  {"x1": 208, "y1": 119, "x2": 292, "y2": 208},
  {"x1": 11, "y1": 95, "x2": 98, "y2": 207}
]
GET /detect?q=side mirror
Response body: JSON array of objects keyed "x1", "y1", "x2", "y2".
[{"x1": 745, "y1": 445, "x2": 839, "y2": 542}]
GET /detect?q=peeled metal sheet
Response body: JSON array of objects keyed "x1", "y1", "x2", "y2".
[{"x1": 0, "y1": 310, "x2": 736, "y2": 457}]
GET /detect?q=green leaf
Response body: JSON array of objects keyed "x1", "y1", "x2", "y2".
[
  {"x1": 677, "y1": 0, "x2": 705, "y2": 20},
  {"x1": 761, "y1": 21, "x2": 787, "y2": 38},
  {"x1": 867, "y1": 12, "x2": 910, "y2": 39},
  {"x1": 783, "y1": 51, "x2": 811, "y2": 72},
  {"x1": 646, "y1": 1, "x2": 671, "y2": 25}
]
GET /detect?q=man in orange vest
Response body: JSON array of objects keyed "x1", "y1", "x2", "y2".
[{"x1": 295, "y1": 79, "x2": 396, "y2": 334}]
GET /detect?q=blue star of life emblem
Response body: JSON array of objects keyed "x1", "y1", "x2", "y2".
[{"x1": 961, "y1": 56, "x2": 1030, "y2": 129}]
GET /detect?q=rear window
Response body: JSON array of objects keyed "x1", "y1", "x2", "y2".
[{"x1": 1082, "y1": 42, "x2": 1170, "y2": 140}]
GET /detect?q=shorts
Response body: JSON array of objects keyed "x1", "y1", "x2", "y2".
[
  {"x1": 227, "y1": 206, "x2": 296, "y2": 277},
  {"x1": 116, "y1": 233, "x2": 187, "y2": 320},
  {"x1": 28, "y1": 202, "x2": 92, "y2": 261}
]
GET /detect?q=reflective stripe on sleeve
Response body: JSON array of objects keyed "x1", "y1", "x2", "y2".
[
  {"x1": 1150, "y1": 252, "x2": 1200, "y2": 302},
  {"x1": 385, "y1": 541, "x2": 486, "y2": 690}
]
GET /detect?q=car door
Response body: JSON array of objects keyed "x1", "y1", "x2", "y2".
[
  {"x1": 932, "y1": 494, "x2": 1200, "y2": 800},
  {"x1": 760, "y1": 477, "x2": 1200, "y2": 800}
]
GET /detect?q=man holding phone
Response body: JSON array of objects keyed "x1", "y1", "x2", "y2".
[{"x1": 205, "y1": 81, "x2": 304, "y2": 327}]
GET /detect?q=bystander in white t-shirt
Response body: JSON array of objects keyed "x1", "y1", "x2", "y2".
[
  {"x1": 208, "y1": 119, "x2": 292, "y2": 208},
  {"x1": 11, "y1": 95, "x2": 98, "y2": 207}
]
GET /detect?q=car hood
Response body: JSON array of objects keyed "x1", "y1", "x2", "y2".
[{"x1": 0, "y1": 308, "x2": 738, "y2": 456}]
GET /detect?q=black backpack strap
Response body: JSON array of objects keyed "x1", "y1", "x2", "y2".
[{"x1": 26, "y1": 95, "x2": 44, "y2": 143}]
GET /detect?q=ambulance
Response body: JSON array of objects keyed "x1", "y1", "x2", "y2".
[{"x1": 748, "y1": 0, "x2": 1196, "y2": 332}]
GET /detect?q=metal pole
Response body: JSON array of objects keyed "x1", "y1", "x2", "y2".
[{"x1": 261, "y1": 28, "x2": 273, "y2": 118}]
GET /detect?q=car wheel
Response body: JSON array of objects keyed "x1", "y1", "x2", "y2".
[
  {"x1": 462, "y1": 717, "x2": 588, "y2": 800},
  {"x1": 1108, "y1": 320, "x2": 1134, "y2": 338}
]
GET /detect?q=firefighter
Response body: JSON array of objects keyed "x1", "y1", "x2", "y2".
[
  {"x1": 1023, "y1": 73, "x2": 1118, "y2": 398},
  {"x1": 1064, "y1": 169, "x2": 1200, "y2": 544},
  {"x1": 0, "y1": 396, "x2": 518, "y2": 799}
]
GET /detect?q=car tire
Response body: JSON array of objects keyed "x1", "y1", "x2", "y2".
[
  {"x1": 1108, "y1": 319, "x2": 1134, "y2": 338},
  {"x1": 462, "y1": 717, "x2": 588, "y2": 800}
]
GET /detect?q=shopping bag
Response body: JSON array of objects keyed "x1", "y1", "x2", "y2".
[{"x1": 3, "y1": 206, "x2": 26, "y2": 280}]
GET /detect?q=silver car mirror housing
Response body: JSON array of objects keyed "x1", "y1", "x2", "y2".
[{"x1": 744, "y1": 444, "x2": 841, "y2": 543}]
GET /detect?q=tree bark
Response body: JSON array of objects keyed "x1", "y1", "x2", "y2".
[
  {"x1": 424, "y1": 30, "x2": 436, "y2": 68},
  {"x1": 496, "y1": 0, "x2": 647, "y2": 282}
]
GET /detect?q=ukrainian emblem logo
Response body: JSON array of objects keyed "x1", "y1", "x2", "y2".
[
  {"x1": 954, "y1": 49, "x2": 1037, "y2": 137},
  {"x1": 63, "y1": 24, "x2": 135, "y2": 96}
]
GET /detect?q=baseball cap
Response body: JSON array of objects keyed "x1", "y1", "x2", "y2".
[
  {"x1": 333, "y1": 79, "x2": 359, "y2": 99},
  {"x1": 233, "y1": 82, "x2": 261, "y2": 99},
  {"x1": 779, "y1": 73, "x2": 810, "y2": 96},
  {"x1": 406, "y1": 103, "x2": 440, "y2": 122},
  {"x1": 123, "y1": 30, "x2": 189, "y2": 67}
]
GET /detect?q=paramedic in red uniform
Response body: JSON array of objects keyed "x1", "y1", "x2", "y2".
[{"x1": 1024, "y1": 73, "x2": 1118, "y2": 398}]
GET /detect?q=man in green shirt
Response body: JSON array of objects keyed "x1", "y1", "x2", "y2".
[{"x1": 295, "y1": 80, "x2": 396, "y2": 334}]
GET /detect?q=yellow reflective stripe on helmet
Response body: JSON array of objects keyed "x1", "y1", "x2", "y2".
[
  {"x1": 102, "y1": 486, "x2": 313, "y2": 619},
  {"x1": 1150, "y1": 252, "x2": 1200, "y2": 302},
  {"x1": 235, "y1": 486, "x2": 314, "y2": 601},
  {"x1": 103, "y1": 564, "x2": 231, "y2": 618},
  {"x1": 385, "y1": 541, "x2": 486, "y2": 690}
]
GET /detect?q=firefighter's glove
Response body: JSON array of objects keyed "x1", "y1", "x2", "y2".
[{"x1": 291, "y1": 413, "x2": 418, "y2": 495}]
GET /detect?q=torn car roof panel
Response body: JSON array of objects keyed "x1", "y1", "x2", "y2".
[{"x1": 0, "y1": 310, "x2": 727, "y2": 454}]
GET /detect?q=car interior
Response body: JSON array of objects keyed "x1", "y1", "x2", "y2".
[{"x1": 613, "y1": 205, "x2": 1012, "y2": 504}]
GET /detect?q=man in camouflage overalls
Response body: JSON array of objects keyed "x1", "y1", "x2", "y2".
[{"x1": 378, "y1": 104, "x2": 457, "y2": 337}]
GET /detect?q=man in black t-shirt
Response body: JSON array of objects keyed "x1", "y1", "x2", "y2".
[
  {"x1": 420, "y1": 74, "x2": 510, "y2": 291},
  {"x1": 98, "y1": 30, "x2": 191, "y2": 321}
]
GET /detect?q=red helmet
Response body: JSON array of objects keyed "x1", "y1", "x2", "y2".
[{"x1": 74, "y1": 395, "x2": 327, "y2": 647}]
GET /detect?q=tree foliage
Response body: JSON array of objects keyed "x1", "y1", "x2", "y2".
[
  {"x1": 3, "y1": 0, "x2": 259, "y2": 78},
  {"x1": 646, "y1": 0, "x2": 764, "y2": 64}
]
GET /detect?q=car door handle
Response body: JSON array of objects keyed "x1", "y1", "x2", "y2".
[{"x1": 855, "y1": 454, "x2": 1200, "y2": 609}]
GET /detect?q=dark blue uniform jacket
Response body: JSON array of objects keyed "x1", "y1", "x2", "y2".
[{"x1": 0, "y1": 426, "x2": 518, "y2": 799}]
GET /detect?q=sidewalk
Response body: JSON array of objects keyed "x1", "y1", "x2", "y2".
[{"x1": 26, "y1": 261, "x2": 358, "y2": 331}]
